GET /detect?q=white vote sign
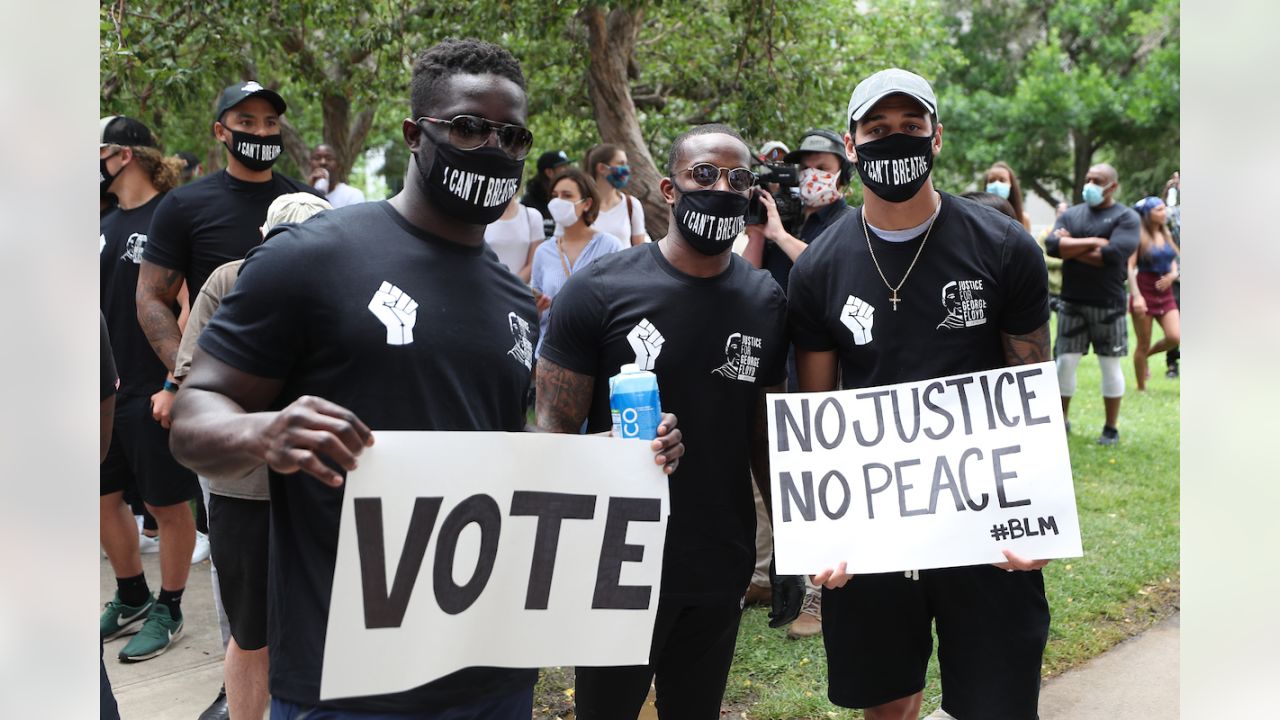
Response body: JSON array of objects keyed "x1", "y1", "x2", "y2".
[
  {"x1": 320, "y1": 431, "x2": 669, "y2": 701},
  {"x1": 767, "y1": 361, "x2": 1082, "y2": 575}
]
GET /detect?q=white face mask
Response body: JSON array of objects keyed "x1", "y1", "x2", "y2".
[
  {"x1": 547, "y1": 197, "x2": 583, "y2": 228},
  {"x1": 798, "y1": 167, "x2": 841, "y2": 208}
]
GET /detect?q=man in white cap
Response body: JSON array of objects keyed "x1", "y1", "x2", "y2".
[{"x1": 786, "y1": 68, "x2": 1055, "y2": 720}]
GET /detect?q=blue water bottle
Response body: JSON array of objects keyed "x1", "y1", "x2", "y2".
[{"x1": 609, "y1": 363, "x2": 662, "y2": 440}]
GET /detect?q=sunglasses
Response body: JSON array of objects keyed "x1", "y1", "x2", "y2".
[
  {"x1": 417, "y1": 115, "x2": 534, "y2": 160},
  {"x1": 677, "y1": 163, "x2": 757, "y2": 193}
]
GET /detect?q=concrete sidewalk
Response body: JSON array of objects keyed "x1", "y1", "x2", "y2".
[
  {"x1": 1037, "y1": 614, "x2": 1179, "y2": 719},
  {"x1": 102, "y1": 551, "x2": 1178, "y2": 719}
]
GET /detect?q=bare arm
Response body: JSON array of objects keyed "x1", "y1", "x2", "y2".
[
  {"x1": 534, "y1": 357, "x2": 595, "y2": 433},
  {"x1": 136, "y1": 260, "x2": 186, "y2": 372},
  {"x1": 1054, "y1": 234, "x2": 1106, "y2": 260},
  {"x1": 517, "y1": 239, "x2": 542, "y2": 284},
  {"x1": 741, "y1": 225, "x2": 765, "y2": 268},
  {"x1": 749, "y1": 382, "x2": 786, "y2": 517},
  {"x1": 100, "y1": 395, "x2": 114, "y2": 464},
  {"x1": 1000, "y1": 322, "x2": 1050, "y2": 366},
  {"x1": 170, "y1": 347, "x2": 373, "y2": 486},
  {"x1": 796, "y1": 349, "x2": 839, "y2": 392}
]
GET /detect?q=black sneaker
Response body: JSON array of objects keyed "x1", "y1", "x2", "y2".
[
  {"x1": 1166, "y1": 364, "x2": 1179, "y2": 379},
  {"x1": 1098, "y1": 426, "x2": 1120, "y2": 446},
  {"x1": 197, "y1": 685, "x2": 229, "y2": 720}
]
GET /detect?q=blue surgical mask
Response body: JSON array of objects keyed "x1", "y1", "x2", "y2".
[
  {"x1": 986, "y1": 181, "x2": 1011, "y2": 200},
  {"x1": 1082, "y1": 182, "x2": 1105, "y2": 207}
]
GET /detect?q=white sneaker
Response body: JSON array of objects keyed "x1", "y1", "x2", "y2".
[
  {"x1": 191, "y1": 531, "x2": 210, "y2": 565},
  {"x1": 138, "y1": 533, "x2": 160, "y2": 554}
]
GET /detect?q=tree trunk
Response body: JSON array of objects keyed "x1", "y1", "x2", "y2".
[
  {"x1": 581, "y1": 5, "x2": 668, "y2": 240},
  {"x1": 1070, "y1": 128, "x2": 1093, "y2": 204},
  {"x1": 320, "y1": 93, "x2": 374, "y2": 185}
]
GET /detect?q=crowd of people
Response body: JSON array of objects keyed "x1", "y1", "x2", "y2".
[{"x1": 100, "y1": 36, "x2": 1179, "y2": 720}]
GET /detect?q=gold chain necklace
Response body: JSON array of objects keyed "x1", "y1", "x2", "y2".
[{"x1": 862, "y1": 194, "x2": 940, "y2": 311}]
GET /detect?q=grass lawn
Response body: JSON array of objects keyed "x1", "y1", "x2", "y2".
[{"x1": 534, "y1": 314, "x2": 1180, "y2": 719}]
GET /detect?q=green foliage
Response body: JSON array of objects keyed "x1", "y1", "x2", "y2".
[{"x1": 936, "y1": 0, "x2": 1180, "y2": 204}]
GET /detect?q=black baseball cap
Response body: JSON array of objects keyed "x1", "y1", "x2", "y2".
[
  {"x1": 99, "y1": 115, "x2": 157, "y2": 149},
  {"x1": 783, "y1": 129, "x2": 845, "y2": 163},
  {"x1": 536, "y1": 150, "x2": 570, "y2": 173},
  {"x1": 214, "y1": 80, "x2": 287, "y2": 122}
]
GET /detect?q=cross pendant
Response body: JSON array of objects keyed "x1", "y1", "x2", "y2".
[{"x1": 889, "y1": 291, "x2": 900, "y2": 311}]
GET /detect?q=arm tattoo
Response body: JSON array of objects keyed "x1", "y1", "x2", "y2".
[
  {"x1": 136, "y1": 264, "x2": 186, "y2": 372},
  {"x1": 1001, "y1": 322, "x2": 1050, "y2": 366},
  {"x1": 534, "y1": 358, "x2": 595, "y2": 433}
]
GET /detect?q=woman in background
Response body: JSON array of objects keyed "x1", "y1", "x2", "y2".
[
  {"x1": 485, "y1": 191, "x2": 543, "y2": 282},
  {"x1": 984, "y1": 161, "x2": 1032, "y2": 230},
  {"x1": 1128, "y1": 196, "x2": 1181, "y2": 391},
  {"x1": 582, "y1": 143, "x2": 648, "y2": 246}
]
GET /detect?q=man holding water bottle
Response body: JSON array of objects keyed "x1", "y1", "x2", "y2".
[{"x1": 536, "y1": 123, "x2": 789, "y2": 719}]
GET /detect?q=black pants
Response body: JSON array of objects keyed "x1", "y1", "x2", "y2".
[
  {"x1": 1167, "y1": 280, "x2": 1181, "y2": 367},
  {"x1": 574, "y1": 599, "x2": 742, "y2": 720}
]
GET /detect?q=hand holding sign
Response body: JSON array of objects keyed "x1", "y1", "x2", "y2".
[{"x1": 258, "y1": 395, "x2": 375, "y2": 487}]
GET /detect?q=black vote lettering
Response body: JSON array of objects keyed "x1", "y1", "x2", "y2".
[
  {"x1": 895, "y1": 459, "x2": 929, "y2": 517},
  {"x1": 818, "y1": 470, "x2": 851, "y2": 519},
  {"x1": 993, "y1": 445, "x2": 1031, "y2": 508},
  {"x1": 510, "y1": 491, "x2": 597, "y2": 610},
  {"x1": 779, "y1": 471, "x2": 816, "y2": 522},
  {"x1": 922, "y1": 381, "x2": 955, "y2": 440},
  {"x1": 957, "y1": 447, "x2": 989, "y2": 511},
  {"x1": 862, "y1": 463, "x2": 893, "y2": 519},
  {"x1": 815, "y1": 397, "x2": 846, "y2": 449},
  {"x1": 994, "y1": 371, "x2": 1020, "y2": 427},
  {"x1": 944, "y1": 377, "x2": 976, "y2": 435},
  {"x1": 433, "y1": 494, "x2": 502, "y2": 615},
  {"x1": 775, "y1": 398, "x2": 812, "y2": 452},
  {"x1": 593, "y1": 497, "x2": 661, "y2": 610},
  {"x1": 1015, "y1": 368, "x2": 1052, "y2": 426},
  {"x1": 354, "y1": 497, "x2": 442, "y2": 629},
  {"x1": 853, "y1": 390, "x2": 892, "y2": 446}
]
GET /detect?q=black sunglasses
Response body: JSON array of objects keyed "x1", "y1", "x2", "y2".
[
  {"x1": 417, "y1": 115, "x2": 534, "y2": 160},
  {"x1": 677, "y1": 163, "x2": 757, "y2": 193}
]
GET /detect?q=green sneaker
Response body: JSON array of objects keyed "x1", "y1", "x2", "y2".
[
  {"x1": 118, "y1": 603, "x2": 183, "y2": 662},
  {"x1": 100, "y1": 591, "x2": 155, "y2": 642}
]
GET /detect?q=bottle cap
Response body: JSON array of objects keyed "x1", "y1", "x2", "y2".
[{"x1": 620, "y1": 363, "x2": 640, "y2": 374}]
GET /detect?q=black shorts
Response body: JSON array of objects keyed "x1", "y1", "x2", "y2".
[
  {"x1": 209, "y1": 494, "x2": 270, "y2": 650},
  {"x1": 1055, "y1": 301, "x2": 1128, "y2": 357},
  {"x1": 574, "y1": 599, "x2": 742, "y2": 720},
  {"x1": 823, "y1": 566, "x2": 1049, "y2": 720},
  {"x1": 100, "y1": 392, "x2": 199, "y2": 507}
]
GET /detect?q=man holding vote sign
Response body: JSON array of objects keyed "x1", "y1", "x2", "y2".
[
  {"x1": 171, "y1": 39, "x2": 683, "y2": 719},
  {"x1": 784, "y1": 68, "x2": 1066, "y2": 720}
]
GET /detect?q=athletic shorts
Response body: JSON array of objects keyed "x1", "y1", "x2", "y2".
[
  {"x1": 574, "y1": 599, "x2": 743, "y2": 720},
  {"x1": 1054, "y1": 301, "x2": 1128, "y2": 357},
  {"x1": 209, "y1": 494, "x2": 270, "y2": 650},
  {"x1": 823, "y1": 566, "x2": 1049, "y2": 720},
  {"x1": 100, "y1": 392, "x2": 200, "y2": 507}
]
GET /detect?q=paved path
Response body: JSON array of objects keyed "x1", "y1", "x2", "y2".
[{"x1": 1038, "y1": 614, "x2": 1179, "y2": 719}]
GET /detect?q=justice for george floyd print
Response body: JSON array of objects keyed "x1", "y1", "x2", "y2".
[
  {"x1": 767, "y1": 361, "x2": 1082, "y2": 575},
  {"x1": 320, "y1": 432, "x2": 668, "y2": 701}
]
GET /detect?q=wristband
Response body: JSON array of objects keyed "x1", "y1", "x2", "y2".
[{"x1": 163, "y1": 380, "x2": 180, "y2": 393}]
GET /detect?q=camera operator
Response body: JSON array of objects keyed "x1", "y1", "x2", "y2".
[{"x1": 744, "y1": 129, "x2": 853, "y2": 294}]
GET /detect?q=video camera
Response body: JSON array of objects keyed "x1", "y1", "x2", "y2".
[{"x1": 745, "y1": 162, "x2": 804, "y2": 232}]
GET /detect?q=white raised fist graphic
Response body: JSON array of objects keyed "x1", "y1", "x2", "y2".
[
  {"x1": 840, "y1": 295, "x2": 875, "y2": 346},
  {"x1": 626, "y1": 318, "x2": 665, "y2": 370},
  {"x1": 367, "y1": 281, "x2": 418, "y2": 346}
]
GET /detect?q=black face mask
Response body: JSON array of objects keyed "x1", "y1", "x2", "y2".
[
  {"x1": 100, "y1": 154, "x2": 119, "y2": 198},
  {"x1": 415, "y1": 131, "x2": 524, "y2": 225},
  {"x1": 853, "y1": 131, "x2": 935, "y2": 203},
  {"x1": 224, "y1": 129, "x2": 283, "y2": 172},
  {"x1": 672, "y1": 188, "x2": 749, "y2": 256}
]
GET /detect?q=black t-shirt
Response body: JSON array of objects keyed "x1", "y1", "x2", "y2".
[
  {"x1": 1043, "y1": 202, "x2": 1140, "y2": 307},
  {"x1": 789, "y1": 192, "x2": 1049, "y2": 387},
  {"x1": 197, "y1": 201, "x2": 540, "y2": 711},
  {"x1": 539, "y1": 242, "x2": 788, "y2": 604},
  {"x1": 143, "y1": 169, "x2": 319, "y2": 298},
  {"x1": 763, "y1": 197, "x2": 850, "y2": 293},
  {"x1": 100, "y1": 312, "x2": 118, "y2": 402},
  {"x1": 100, "y1": 194, "x2": 170, "y2": 395}
]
